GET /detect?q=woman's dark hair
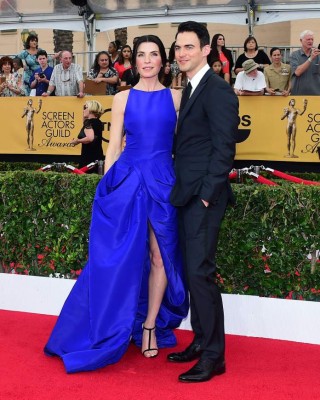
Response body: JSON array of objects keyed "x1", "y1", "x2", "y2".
[
  {"x1": 109, "y1": 39, "x2": 121, "y2": 52},
  {"x1": 118, "y1": 45, "x2": 132, "y2": 65},
  {"x1": 160, "y1": 60, "x2": 173, "y2": 87},
  {"x1": 270, "y1": 47, "x2": 281, "y2": 56},
  {"x1": 176, "y1": 21, "x2": 210, "y2": 48},
  {"x1": 210, "y1": 57, "x2": 224, "y2": 78},
  {"x1": 208, "y1": 33, "x2": 227, "y2": 65},
  {"x1": 211, "y1": 34, "x2": 225, "y2": 55},
  {"x1": 25, "y1": 34, "x2": 39, "y2": 50},
  {"x1": 244, "y1": 36, "x2": 258, "y2": 52},
  {"x1": 12, "y1": 57, "x2": 23, "y2": 69},
  {"x1": 132, "y1": 35, "x2": 167, "y2": 80},
  {"x1": 210, "y1": 57, "x2": 222, "y2": 67},
  {"x1": 168, "y1": 41, "x2": 176, "y2": 63},
  {"x1": 0, "y1": 56, "x2": 13, "y2": 71},
  {"x1": 92, "y1": 51, "x2": 111, "y2": 73}
]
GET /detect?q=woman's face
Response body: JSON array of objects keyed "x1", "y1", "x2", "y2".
[
  {"x1": 98, "y1": 54, "x2": 110, "y2": 69},
  {"x1": 217, "y1": 36, "x2": 225, "y2": 46},
  {"x1": 122, "y1": 47, "x2": 132, "y2": 60},
  {"x1": 212, "y1": 61, "x2": 222, "y2": 74},
  {"x1": 108, "y1": 43, "x2": 116, "y2": 54},
  {"x1": 2, "y1": 61, "x2": 12, "y2": 74},
  {"x1": 164, "y1": 61, "x2": 170, "y2": 75},
  {"x1": 246, "y1": 39, "x2": 256, "y2": 51},
  {"x1": 83, "y1": 103, "x2": 90, "y2": 118},
  {"x1": 135, "y1": 42, "x2": 162, "y2": 78},
  {"x1": 271, "y1": 50, "x2": 282, "y2": 64},
  {"x1": 29, "y1": 38, "x2": 38, "y2": 48}
]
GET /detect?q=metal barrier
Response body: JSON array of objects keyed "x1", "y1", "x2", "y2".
[{"x1": 2, "y1": 46, "x2": 301, "y2": 73}]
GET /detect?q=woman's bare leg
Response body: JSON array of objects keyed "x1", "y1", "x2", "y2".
[{"x1": 142, "y1": 225, "x2": 168, "y2": 357}]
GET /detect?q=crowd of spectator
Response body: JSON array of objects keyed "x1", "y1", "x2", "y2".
[{"x1": 0, "y1": 29, "x2": 319, "y2": 98}]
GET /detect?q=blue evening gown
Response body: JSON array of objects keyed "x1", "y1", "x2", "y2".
[{"x1": 44, "y1": 88, "x2": 189, "y2": 373}]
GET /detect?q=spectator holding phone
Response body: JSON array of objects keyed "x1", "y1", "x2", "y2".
[
  {"x1": 0, "y1": 56, "x2": 25, "y2": 97},
  {"x1": 290, "y1": 30, "x2": 320, "y2": 95},
  {"x1": 29, "y1": 50, "x2": 53, "y2": 96}
]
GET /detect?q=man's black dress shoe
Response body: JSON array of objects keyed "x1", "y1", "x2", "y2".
[
  {"x1": 167, "y1": 342, "x2": 202, "y2": 363},
  {"x1": 178, "y1": 358, "x2": 226, "y2": 383}
]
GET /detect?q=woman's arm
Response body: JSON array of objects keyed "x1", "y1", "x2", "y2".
[{"x1": 104, "y1": 91, "x2": 127, "y2": 173}]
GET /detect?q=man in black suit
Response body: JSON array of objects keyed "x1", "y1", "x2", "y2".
[{"x1": 168, "y1": 21, "x2": 239, "y2": 383}]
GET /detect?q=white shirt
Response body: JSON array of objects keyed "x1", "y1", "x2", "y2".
[
  {"x1": 234, "y1": 70, "x2": 266, "y2": 92},
  {"x1": 189, "y1": 64, "x2": 210, "y2": 95}
]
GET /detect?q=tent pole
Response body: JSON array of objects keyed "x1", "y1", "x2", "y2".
[{"x1": 246, "y1": 0, "x2": 255, "y2": 36}]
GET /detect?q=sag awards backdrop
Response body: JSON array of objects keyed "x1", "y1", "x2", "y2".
[{"x1": 0, "y1": 95, "x2": 320, "y2": 164}]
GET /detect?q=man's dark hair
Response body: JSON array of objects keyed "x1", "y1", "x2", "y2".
[
  {"x1": 36, "y1": 49, "x2": 48, "y2": 59},
  {"x1": 175, "y1": 21, "x2": 210, "y2": 48}
]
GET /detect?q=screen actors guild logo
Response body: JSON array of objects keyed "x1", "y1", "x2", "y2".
[
  {"x1": 280, "y1": 98, "x2": 307, "y2": 158},
  {"x1": 22, "y1": 99, "x2": 42, "y2": 151}
]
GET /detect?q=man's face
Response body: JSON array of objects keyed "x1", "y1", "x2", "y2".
[
  {"x1": 301, "y1": 34, "x2": 314, "y2": 50},
  {"x1": 175, "y1": 31, "x2": 210, "y2": 79},
  {"x1": 37, "y1": 55, "x2": 48, "y2": 69},
  {"x1": 60, "y1": 52, "x2": 72, "y2": 69},
  {"x1": 246, "y1": 69, "x2": 258, "y2": 78}
]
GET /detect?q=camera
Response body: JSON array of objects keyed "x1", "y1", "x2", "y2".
[{"x1": 39, "y1": 73, "x2": 45, "y2": 78}]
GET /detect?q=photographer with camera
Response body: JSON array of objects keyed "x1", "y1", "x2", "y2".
[{"x1": 30, "y1": 50, "x2": 54, "y2": 96}]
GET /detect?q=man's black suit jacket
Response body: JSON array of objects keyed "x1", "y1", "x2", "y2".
[{"x1": 171, "y1": 69, "x2": 239, "y2": 207}]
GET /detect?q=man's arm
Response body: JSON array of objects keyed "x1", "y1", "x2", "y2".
[
  {"x1": 200, "y1": 77, "x2": 239, "y2": 204},
  {"x1": 289, "y1": 50, "x2": 320, "y2": 77},
  {"x1": 75, "y1": 64, "x2": 84, "y2": 98},
  {"x1": 42, "y1": 67, "x2": 56, "y2": 97}
]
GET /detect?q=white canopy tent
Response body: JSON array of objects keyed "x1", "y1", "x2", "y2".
[
  {"x1": 0, "y1": 1, "x2": 320, "y2": 50},
  {"x1": 1, "y1": 1, "x2": 320, "y2": 30}
]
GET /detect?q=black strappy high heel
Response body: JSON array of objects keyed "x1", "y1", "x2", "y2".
[{"x1": 142, "y1": 326, "x2": 159, "y2": 358}]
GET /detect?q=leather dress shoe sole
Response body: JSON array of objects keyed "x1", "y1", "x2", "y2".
[{"x1": 178, "y1": 359, "x2": 226, "y2": 383}]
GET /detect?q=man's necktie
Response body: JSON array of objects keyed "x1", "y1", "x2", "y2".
[{"x1": 180, "y1": 82, "x2": 192, "y2": 112}]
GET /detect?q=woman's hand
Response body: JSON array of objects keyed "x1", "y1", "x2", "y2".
[{"x1": 266, "y1": 88, "x2": 276, "y2": 95}]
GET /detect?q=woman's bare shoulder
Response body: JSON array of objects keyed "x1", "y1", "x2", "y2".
[{"x1": 112, "y1": 88, "x2": 131, "y2": 110}]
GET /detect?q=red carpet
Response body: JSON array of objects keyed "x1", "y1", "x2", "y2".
[{"x1": 0, "y1": 310, "x2": 319, "y2": 400}]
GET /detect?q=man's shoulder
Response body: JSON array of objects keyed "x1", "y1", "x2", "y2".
[
  {"x1": 53, "y1": 64, "x2": 62, "y2": 71},
  {"x1": 291, "y1": 48, "x2": 303, "y2": 58}
]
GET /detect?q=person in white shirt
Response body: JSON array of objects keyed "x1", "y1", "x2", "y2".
[
  {"x1": 234, "y1": 59, "x2": 266, "y2": 96},
  {"x1": 42, "y1": 50, "x2": 84, "y2": 97}
]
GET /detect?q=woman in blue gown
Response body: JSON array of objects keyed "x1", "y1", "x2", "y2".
[{"x1": 44, "y1": 35, "x2": 189, "y2": 373}]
